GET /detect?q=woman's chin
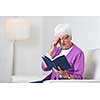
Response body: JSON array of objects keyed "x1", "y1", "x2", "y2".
[
  {"x1": 61, "y1": 45, "x2": 70, "y2": 50},
  {"x1": 61, "y1": 46, "x2": 67, "y2": 50}
]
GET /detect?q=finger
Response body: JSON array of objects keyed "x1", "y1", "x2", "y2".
[
  {"x1": 52, "y1": 67, "x2": 58, "y2": 72},
  {"x1": 64, "y1": 70, "x2": 67, "y2": 73},
  {"x1": 58, "y1": 66, "x2": 62, "y2": 71},
  {"x1": 57, "y1": 66, "x2": 64, "y2": 74},
  {"x1": 54, "y1": 37, "x2": 60, "y2": 43}
]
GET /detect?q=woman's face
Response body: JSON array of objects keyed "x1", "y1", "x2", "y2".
[{"x1": 58, "y1": 34, "x2": 72, "y2": 50}]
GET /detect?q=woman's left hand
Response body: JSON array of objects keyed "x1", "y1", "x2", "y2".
[{"x1": 53, "y1": 67, "x2": 69, "y2": 78}]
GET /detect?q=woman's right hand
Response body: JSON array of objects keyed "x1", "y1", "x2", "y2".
[
  {"x1": 48, "y1": 37, "x2": 60, "y2": 56},
  {"x1": 51, "y1": 37, "x2": 60, "y2": 51}
]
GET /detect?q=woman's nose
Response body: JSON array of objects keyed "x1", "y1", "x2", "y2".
[
  {"x1": 61, "y1": 40, "x2": 65, "y2": 44},
  {"x1": 62, "y1": 39, "x2": 66, "y2": 43}
]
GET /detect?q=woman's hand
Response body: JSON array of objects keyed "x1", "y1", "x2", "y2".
[
  {"x1": 51, "y1": 37, "x2": 60, "y2": 50},
  {"x1": 48, "y1": 37, "x2": 60, "y2": 56},
  {"x1": 53, "y1": 67, "x2": 69, "y2": 78}
]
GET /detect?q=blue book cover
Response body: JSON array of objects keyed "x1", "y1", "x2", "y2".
[{"x1": 42, "y1": 55, "x2": 71, "y2": 71}]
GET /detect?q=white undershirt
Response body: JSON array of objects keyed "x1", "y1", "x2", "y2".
[{"x1": 54, "y1": 46, "x2": 73, "y2": 59}]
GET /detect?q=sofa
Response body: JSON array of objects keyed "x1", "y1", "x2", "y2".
[{"x1": 1, "y1": 39, "x2": 100, "y2": 82}]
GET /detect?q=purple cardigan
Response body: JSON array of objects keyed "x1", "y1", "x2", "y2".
[{"x1": 41, "y1": 43, "x2": 85, "y2": 80}]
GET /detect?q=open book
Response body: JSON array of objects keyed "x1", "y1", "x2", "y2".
[{"x1": 42, "y1": 55, "x2": 71, "y2": 71}]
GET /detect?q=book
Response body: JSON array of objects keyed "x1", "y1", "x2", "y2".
[{"x1": 42, "y1": 55, "x2": 71, "y2": 71}]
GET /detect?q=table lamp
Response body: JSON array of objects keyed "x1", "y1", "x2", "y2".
[{"x1": 6, "y1": 17, "x2": 32, "y2": 75}]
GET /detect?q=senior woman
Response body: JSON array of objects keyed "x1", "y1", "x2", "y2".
[
  {"x1": 31, "y1": 24, "x2": 85, "y2": 83},
  {"x1": 41, "y1": 24, "x2": 85, "y2": 82}
]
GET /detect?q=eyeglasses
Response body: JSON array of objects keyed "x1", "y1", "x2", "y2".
[{"x1": 59, "y1": 35, "x2": 70, "y2": 41}]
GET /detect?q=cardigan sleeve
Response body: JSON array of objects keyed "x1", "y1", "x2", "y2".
[{"x1": 70, "y1": 51, "x2": 85, "y2": 79}]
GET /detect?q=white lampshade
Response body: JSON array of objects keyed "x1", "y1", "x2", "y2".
[{"x1": 6, "y1": 17, "x2": 32, "y2": 40}]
